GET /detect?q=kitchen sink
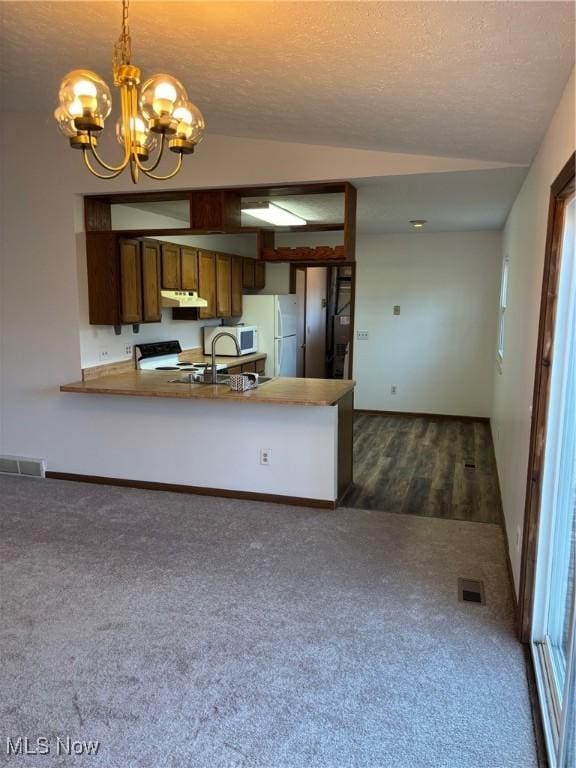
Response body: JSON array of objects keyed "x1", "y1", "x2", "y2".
[
  {"x1": 168, "y1": 373, "x2": 230, "y2": 385},
  {"x1": 168, "y1": 374, "x2": 273, "y2": 386}
]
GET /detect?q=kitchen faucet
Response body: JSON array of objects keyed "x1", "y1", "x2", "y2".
[{"x1": 209, "y1": 331, "x2": 241, "y2": 383}]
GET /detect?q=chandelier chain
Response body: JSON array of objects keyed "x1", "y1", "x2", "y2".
[
  {"x1": 113, "y1": 0, "x2": 132, "y2": 72},
  {"x1": 55, "y1": 0, "x2": 204, "y2": 183}
]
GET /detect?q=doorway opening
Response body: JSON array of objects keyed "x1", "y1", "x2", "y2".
[{"x1": 291, "y1": 263, "x2": 355, "y2": 379}]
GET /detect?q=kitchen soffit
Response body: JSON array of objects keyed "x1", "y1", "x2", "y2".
[{"x1": 120, "y1": 166, "x2": 528, "y2": 234}]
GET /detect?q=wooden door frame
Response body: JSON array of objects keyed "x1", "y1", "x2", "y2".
[
  {"x1": 518, "y1": 152, "x2": 575, "y2": 643},
  {"x1": 289, "y1": 261, "x2": 357, "y2": 378},
  {"x1": 294, "y1": 266, "x2": 307, "y2": 377}
]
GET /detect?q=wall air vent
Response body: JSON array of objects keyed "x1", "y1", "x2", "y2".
[{"x1": 0, "y1": 455, "x2": 46, "y2": 478}]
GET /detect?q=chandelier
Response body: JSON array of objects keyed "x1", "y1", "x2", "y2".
[{"x1": 54, "y1": 0, "x2": 204, "y2": 183}]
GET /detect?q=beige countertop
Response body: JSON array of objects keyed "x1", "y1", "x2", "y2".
[{"x1": 61, "y1": 371, "x2": 355, "y2": 407}]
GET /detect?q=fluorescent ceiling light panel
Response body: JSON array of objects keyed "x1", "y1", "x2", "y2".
[{"x1": 242, "y1": 202, "x2": 307, "y2": 226}]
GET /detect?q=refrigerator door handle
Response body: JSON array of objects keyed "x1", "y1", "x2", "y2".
[{"x1": 275, "y1": 338, "x2": 282, "y2": 377}]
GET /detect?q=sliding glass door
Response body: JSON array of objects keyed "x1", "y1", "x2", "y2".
[{"x1": 532, "y1": 192, "x2": 576, "y2": 767}]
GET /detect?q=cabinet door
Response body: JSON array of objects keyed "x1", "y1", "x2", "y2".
[
  {"x1": 242, "y1": 360, "x2": 256, "y2": 373},
  {"x1": 120, "y1": 239, "x2": 142, "y2": 324},
  {"x1": 227, "y1": 364, "x2": 243, "y2": 375},
  {"x1": 181, "y1": 247, "x2": 198, "y2": 291},
  {"x1": 242, "y1": 258, "x2": 255, "y2": 289},
  {"x1": 216, "y1": 254, "x2": 232, "y2": 317},
  {"x1": 231, "y1": 255, "x2": 243, "y2": 317},
  {"x1": 198, "y1": 250, "x2": 216, "y2": 319},
  {"x1": 255, "y1": 358, "x2": 266, "y2": 375},
  {"x1": 161, "y1": 243, "x2": 181, "y2": 289},
  {"x1": 141, "y1": 241, "x2": 162, "y2": 322},
  {"x1": 254, "y1": 261, "x2": 266, "y2": 290}
]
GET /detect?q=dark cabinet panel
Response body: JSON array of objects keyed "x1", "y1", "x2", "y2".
[
  {"x1": 189, "y1": 190, "x2": 241, "y2": 230},
  {"x1": 242, "y1": 258, "x2": 255, "y2": 289},
  {"x1": 216, "y1": 254, "x2": 232, "y2": 318},
  {"x1": 141, "y1": 240, "x2": 162, "y2": 322},
  {"x1": 231, "y1": 256, "x2": 243, "y2": 317},
  {"x1": 254, "y1": 261, "x2": 266, "y2": 290},
  {"x1": 86, "y1": 232, "x2": 121, "y2": 326},
  {"x1": 198, "y1": 250, "x2": 216, "y2": 319},
  {"x1": 161, "y1": 243, "x2": 181, "y2": 289},
  {"x1": 181, "y1": 247, "x2": 198, "y2": 291},
  {"x1": 120, "y1": 239, "x2": 142, "y2": 324}
]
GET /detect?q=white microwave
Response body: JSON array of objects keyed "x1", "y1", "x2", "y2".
[{"x1": 203, "y1": 326, "x2": 258, "y2": 356}]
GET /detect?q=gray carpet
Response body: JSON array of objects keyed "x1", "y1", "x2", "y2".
[{"x1": 0, "y1": 475, "x2": 537, "y2": 768}]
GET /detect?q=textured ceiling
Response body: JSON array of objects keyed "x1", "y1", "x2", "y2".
[
  {"x1": 123, "y1": 166, "x2": 528, "y2": 233},
  {"x1": 354, "y1": 167, "x2": 528, "y2": 233},
  {"x1": 1, "y1": 2, "x2": 574, "y2": 163}
]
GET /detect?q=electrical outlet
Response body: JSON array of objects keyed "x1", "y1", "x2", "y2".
[
  {"x1": 393, "y1": 305, "x2": 401, "y2": 315},
  {"x1": 391, "y1": 385, "x2": 397, "y2": 395},
  {"x1": 99, "y1": 348, "x2": 110, "y2": 362},
  {"x1": 125, "y1": 344, "x2": 133, "y2": 356},
  {"x1": 356, "y1": 330, "x2": 369, "y2": 341},
  {"x1": 259, "y1": 448, "x2": 272, "y2": 466}
]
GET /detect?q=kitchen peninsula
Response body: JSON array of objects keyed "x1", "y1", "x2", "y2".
[{"x1": 57, "y1": 368, "x2": 354, "y2": 508}]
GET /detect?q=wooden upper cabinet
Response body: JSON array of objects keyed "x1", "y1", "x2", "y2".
[
  {"x1": 180, "y1": 247, "x2": 198, "y2": 291},
  {"x1": 120, "y1": 239, "x2": 142, "y2": 324},
  {"x1": 231, "y1": 256, "x2": 243, "y2": 317},
  {"x1": 197, "y1": 249, "x2": 217, "y2": 319},
  {"x1": 141, "y1": 240, "x2": 162, "y2": 322},
  {"x1": 242, "y1": 258, "x2": 255, "y2": 289},
  {"x1": 254, "y1": 261, "x2": 266, "y2": 290},
  {"x1": 216, "y1": 254, "x2": 232, "y2": 317},
  {"x1": 86, "y1": 232, "x2": 122, "y2": 326},
  {"x1": 161, "y1": 243, "x2": 181, "y2": 289}
]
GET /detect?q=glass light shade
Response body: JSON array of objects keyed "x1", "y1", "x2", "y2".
[
  {"x1": 58, "y1": 69, "x2": 112, "y2": 123},
  {"x1": 54, "y1": 106, "x2": 79, "y2": 138},
  {"x1": 173, "y1": 101, "x2": 205, "y2": 144},
  {"x1": 140, "y1": 74, "x2": 187, "y2": 120},
  {"x1": 116, "y1": 115, "x2": 157, "y2": 151}
]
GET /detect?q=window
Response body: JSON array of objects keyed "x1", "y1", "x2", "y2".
[{"x1": 497, "y1": 255, "x2": 509, "y2": 363}]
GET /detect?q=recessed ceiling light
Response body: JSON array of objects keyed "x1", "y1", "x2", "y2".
[
  {"x1": 242, "y1": 202, "x2": 307, "y2": 227},
  {"x1": 409, "y1": 219, "x2": 427, "y2": 228}
]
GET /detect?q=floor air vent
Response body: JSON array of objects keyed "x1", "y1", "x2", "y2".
[
  {"x1": 458, "y1": 578, "x2": 485, "y2": 605},
  {"x1": 0, "y1": 455, "x2": 46, "y2": 478}
]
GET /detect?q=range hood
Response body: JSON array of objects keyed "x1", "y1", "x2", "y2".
[{"x1": 160, "y1": 290, "x2": 208, "y2": 308}]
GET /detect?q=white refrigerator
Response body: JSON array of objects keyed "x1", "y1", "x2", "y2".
[{"x1": 242, "y1": 294, "x2": 298, "y2": 377}]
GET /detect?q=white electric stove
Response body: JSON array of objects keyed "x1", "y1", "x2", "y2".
[{"x1": 134, "y1": 340, "x2": 227, "y2": 373}]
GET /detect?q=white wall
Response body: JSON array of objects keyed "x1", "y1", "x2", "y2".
[
  {"x1": 268, "y1": 229, "x2": 501, "y2": 416},
  {"x1": 354, "y1": 231, "x2": 501, "y2": 416},
  {"x1": 491, "y1": 69, "x2": 575, "y2": 593}
]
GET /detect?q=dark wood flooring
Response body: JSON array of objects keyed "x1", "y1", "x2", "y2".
[{"x1": 344, "y1": 414, "x2": 502, "y2": 524}]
